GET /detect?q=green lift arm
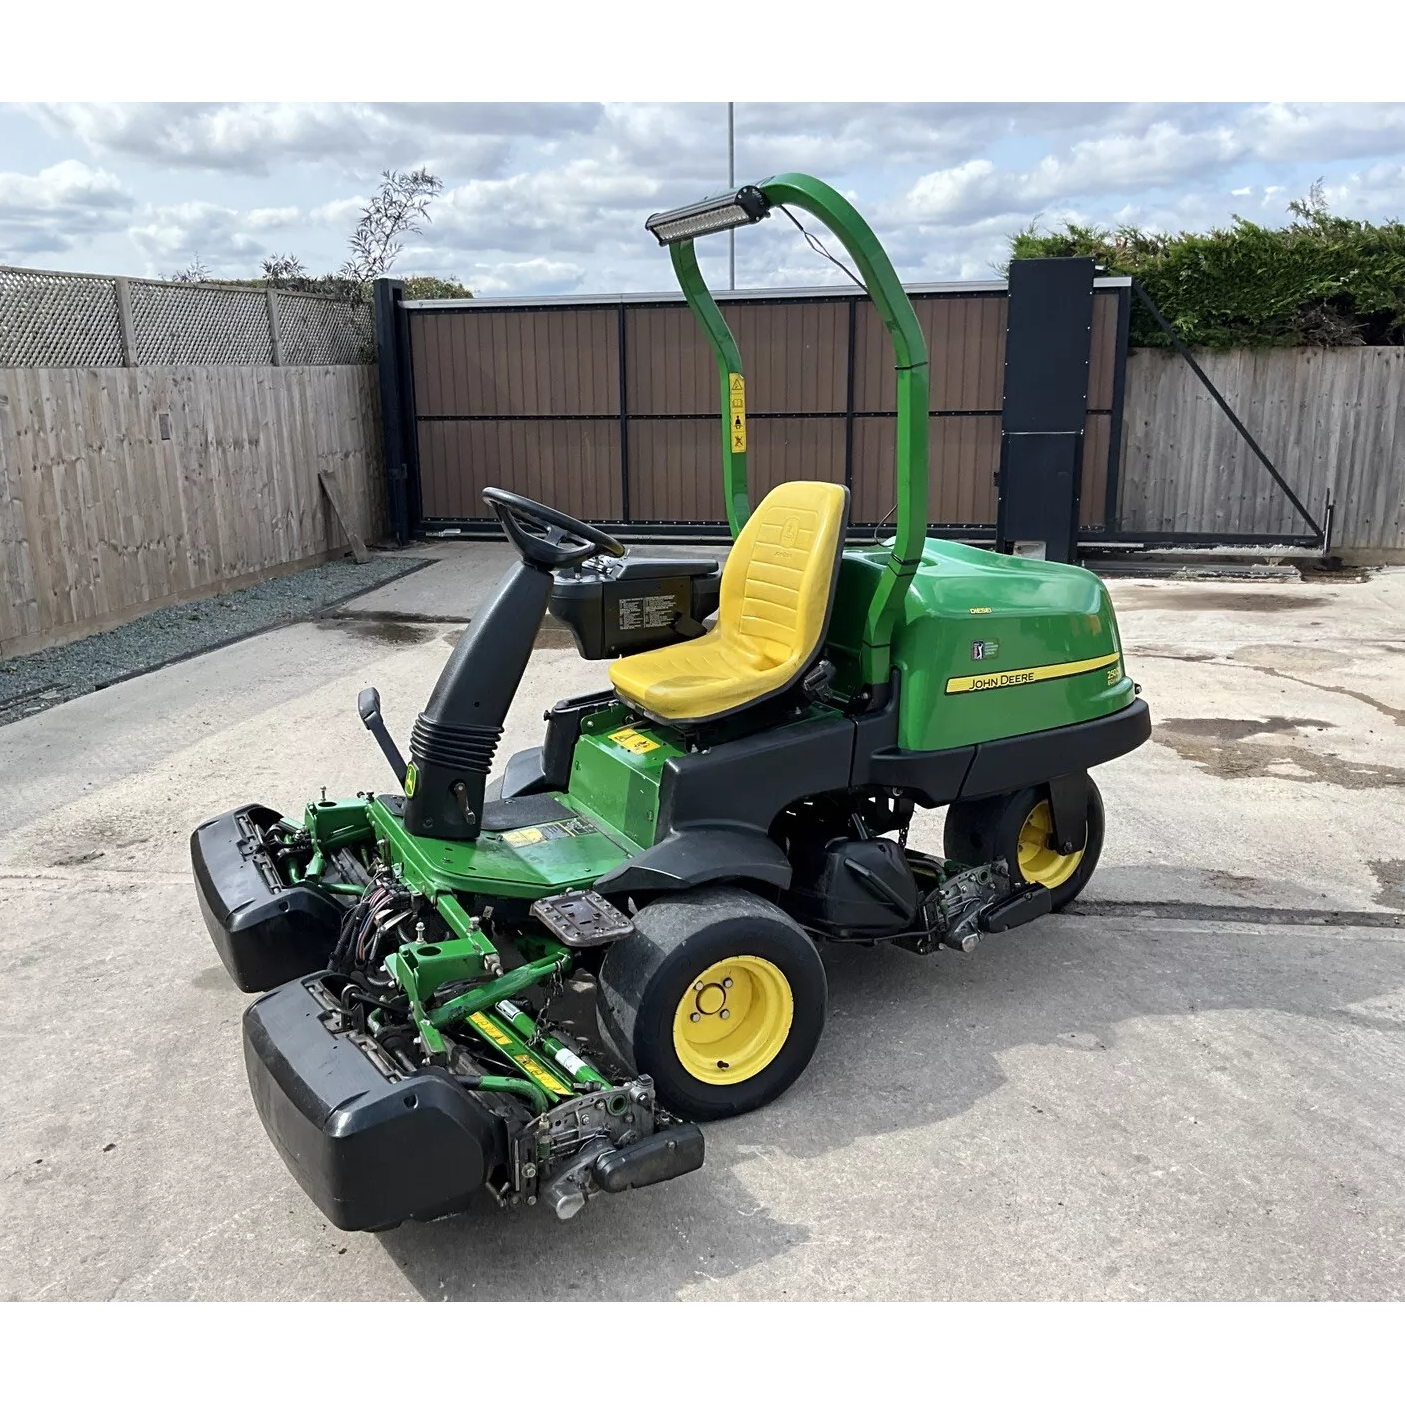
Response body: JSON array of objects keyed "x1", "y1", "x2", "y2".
[{"x1": 650, "y1": 173, "x2": 930, "y2": 687}]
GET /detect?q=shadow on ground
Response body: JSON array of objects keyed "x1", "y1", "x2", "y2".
[{"x1": 376, "y1": 877, "x2": 1405, "y2": 1300}]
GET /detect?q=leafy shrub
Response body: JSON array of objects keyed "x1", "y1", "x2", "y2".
[{"x1": 1008, "y1": 183, "x2": 1405, "y2": 348}]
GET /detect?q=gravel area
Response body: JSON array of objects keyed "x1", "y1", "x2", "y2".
[{"x1": 0, "y1": 553, "x2": 434, "y2": 726}]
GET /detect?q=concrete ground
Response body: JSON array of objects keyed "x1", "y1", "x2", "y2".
[{"x1": 2, "y1": 545, "x2": 1403, "y2": 1300}]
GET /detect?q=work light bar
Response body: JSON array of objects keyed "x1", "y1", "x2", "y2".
[{"x1": 645, "y1": 186, "x2": 771, "y2": 245}]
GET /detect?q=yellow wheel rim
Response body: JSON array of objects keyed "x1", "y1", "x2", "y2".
[
  {"x1": 1017, "y1": 800, "x2": 1084, "y2": 889},
  {"x1": 671, "y1": 956, "x2": 794, "y2": 1087}
]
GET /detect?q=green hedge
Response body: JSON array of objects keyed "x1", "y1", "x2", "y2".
[{"x1": 1008, "y1": 187, "x2": 1405, "y2": 349}]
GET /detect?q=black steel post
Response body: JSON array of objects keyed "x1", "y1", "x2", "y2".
[
  {"x1": 1103, "y1": 283, "x2": 1132, "y2": 533},
  {"x1": 373, "y1": 278, "x2": 412, "y2": 545},
  {"x1": 618, "y1": 304, "x2": 632, "y2": 524}
]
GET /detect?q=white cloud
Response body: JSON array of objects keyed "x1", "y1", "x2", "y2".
[
  {"x1": 245, "y1": 206, "x2": 300, "y2": 229},
  {"x1": 0, "y1": 159, "x2": 132, "y2": 257},
  {"x1": 29, "y1": 102, "x2": 600, "y2": 179},
  {"x1": 3, "y1": 103, "x2": 1404, "y2": 292},
  {"x1": 465, "y1": 256, "x2": 586, "y2": 295},
  {"x1": 126, "y1": 200, "x2": 271, "y2": 275}
]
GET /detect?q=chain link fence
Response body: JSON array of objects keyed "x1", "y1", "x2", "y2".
[{"x1": 0, "y1": 264, "x2": 373, "y2": 367}]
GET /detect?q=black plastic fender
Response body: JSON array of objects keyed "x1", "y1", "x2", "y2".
[
  {"x1": 191, "y1": 804, "x2": 344, "y2": 993},
  {"x1": 244, "y1": 975, "x2": 506, "y2": 1231},
  {"x1": 594, "y1": 825, "x2": 792, "y2": 898}
]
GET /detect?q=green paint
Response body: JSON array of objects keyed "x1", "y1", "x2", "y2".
[
  {"x1": 827, "y1": 539, "x2": 1133, "y2": 749},
  {"x1": 458, "y1": 1010, "x2": 572, "y2": 1104},
  {"x1": 387, "y1": 934, "x2": 488, "y2": 993},
  {"x1": 428, "y1": 954, "x2": 568, "y2": 1030},
  {"x1": 303, "y1": 797, "x2": 374, "y2": 847},
  {"x1": 667, "y1": 172, "x2": 929, "y2": 686},
  {"x1": 384, "y1": 935, "x2": 578, "y2": 1105},
  {"x1": 492, "y1": 998, "x2": 612, "y2": 1091},
  {"x1": 670, "y1": 241, "x2": 750, "y2": 538},
  {"x1": 473, "y1": 1074, "x2": 548, "y2": 1116},
  {"x1": 567, "y1": 704, "x2": 681, "y2": 847},
  {"x1": 366, "y1": 795, "x2": 637, "y2": 900}
]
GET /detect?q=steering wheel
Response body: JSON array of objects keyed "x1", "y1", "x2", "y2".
[{"x1": 482, "y1": 488, "x2": 626, "y2": 570}]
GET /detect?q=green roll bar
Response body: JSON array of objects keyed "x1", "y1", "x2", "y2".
[{"x1": 658, "y1": 173, "x2": 930, "y2": 687}]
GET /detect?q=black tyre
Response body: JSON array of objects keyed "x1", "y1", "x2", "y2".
[
  {"x1": 597, "y1": 886, "x2": 827, "y2": 1122},
  {"x1": 943, "y1": 774, "x2": 1105, "y2": 911}
]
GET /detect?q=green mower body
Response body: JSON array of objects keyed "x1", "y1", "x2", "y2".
[{"x1": 192, "y1": 171, "x2": 1150, "y2": 1233}]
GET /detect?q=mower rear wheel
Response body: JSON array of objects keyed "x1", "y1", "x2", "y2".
[
  {"x1": 597, "y1": 887, "x2": 826, "y2": 1121},
  {"x1": 943, "y1": 775, "x2": 1105, "y2": 911}
]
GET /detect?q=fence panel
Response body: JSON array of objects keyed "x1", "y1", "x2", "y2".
[
  {"x1": 0, "y1": 264, "x2": 369, "y2": 368},
  {"x1": 0, "y1": 363, "x2": 386, "y2": 657},
  {"x1": 1119, "y1": 347, "x2": 1405, "y2": 551}
]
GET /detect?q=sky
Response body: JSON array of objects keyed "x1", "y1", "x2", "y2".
[{"x1": 2, "y1": 101, "x2": 1404, "y2": 297}]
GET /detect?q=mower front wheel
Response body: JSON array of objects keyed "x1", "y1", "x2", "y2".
[
  {"x1": 597, "y1": 886, "x2": 826, "y2": 1122},
  {"x1": 943, "y1": 774, "x2": 1105, "y2": 911}
]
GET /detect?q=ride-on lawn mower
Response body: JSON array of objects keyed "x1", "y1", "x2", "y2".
[{"x1": 192, "y1": 173, "x2": 1150, "y2": 1231}]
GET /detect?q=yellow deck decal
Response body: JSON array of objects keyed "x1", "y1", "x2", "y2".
[
  {"x1": 945, "y1": 651, "x2": 1121, "y2": 695},
  {"x1": 728, "y1": 372, "x2": 746, "y2": 453},
  {"x1": 468, "y1": 1011, "x2": 512, "y2": 1046},
  {"x1": 501, "y1": 826, "x2": 544, "y2": 847},
  {"x1": 516, "y1": 1054, "x2": 572, "y2": 1097},
  {"x1": 608, "y1": 726, "x2": 659, "y2": 755}
]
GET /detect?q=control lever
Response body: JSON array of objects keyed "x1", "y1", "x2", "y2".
[
  {"x1": 802, "y1": 658, "x2": 836, "y2": 700},
  {"x1": 357, "y1": 687, "x2": 408, "y2": 786}
]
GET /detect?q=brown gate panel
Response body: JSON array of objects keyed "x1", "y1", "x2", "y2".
[
  {"x1": 405, "y1": 278, "x2": 1129, "y2": 535},
  {"x1": 728, "y1": 301, "x2": 848, "y2": 413},
  {"x1": 1080, "y1": 412, "x2": 1111, "y2": 530},
  {"x1": 626, "y1": 306, "x2": 713, "y2": 414},
  {"x1": 627, "y1": 419, "x2": 721, "y2": 521},
  {"x1": 852, "y1": 416, "x2": 1001, "y2": 526},
  {"x1": 411, "y1": 306, "x2": 618, "y2": 416},
  {"x1": 417, "y1": 420, "x2": 622, "y2": 521},
  {"x1": 854, "y1": 295, "x2": 1006, "y2": 412}
]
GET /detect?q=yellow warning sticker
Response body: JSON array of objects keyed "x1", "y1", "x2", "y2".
[
  {"x1": 468, "y1": 1011, "x2": 512, "y2": 1046},
  {"x1": 608, "y1": 726, "x2": 660, "y2": 755},
  {"x1": 516, "y1": 1053, "x2": 572, "y2": 1097},
  {"x1": 945, "y1": 651, "x2": 1121, "y2": 695},
  {"x1": 728, "y1": 372, "x2": 746, "y2": 454},
  {"x1": 501, "y1": 826, "x2": 544, "y2": 847}
]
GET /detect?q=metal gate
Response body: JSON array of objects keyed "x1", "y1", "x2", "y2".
[{"x1": 376, "y1": 278, "x2": 1132, "y2": 541}]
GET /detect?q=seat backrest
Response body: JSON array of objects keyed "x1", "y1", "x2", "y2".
[{"x1": 717, "y1": 480, "x2": 849, "y2": 670}]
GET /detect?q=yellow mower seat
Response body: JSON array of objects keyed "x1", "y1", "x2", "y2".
[{"x1": 609, "y1": 480, "x2": 849, "y2": 725}]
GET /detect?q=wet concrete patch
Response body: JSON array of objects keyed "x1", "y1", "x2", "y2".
[
  {"x1": 1117, "y1": 587, "x2": 1322, "y2": 613},
  {"x1": 1155, "y1": 715, "x2": 1405, "y2": 789},
  {"x1": 1159, "y1": 715, "x2": 1334, "y2": 742},
  {"x1": 316, "y1": 618, "x2": 434, "y2": 646},
  {"x1": 1369, "y1": 859, "x2": 1405, "y2": 911}
]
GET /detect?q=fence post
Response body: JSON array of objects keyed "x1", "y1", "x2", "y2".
[
  {"x1": 373, "y1": 277, "x2": 412, "y2": 545},
  {"x1": 266, "y1": 288, "x2": 283, "y2": 366},
  {"x1": 114, "y1": 277, "x2": 137, "y2": 367}
]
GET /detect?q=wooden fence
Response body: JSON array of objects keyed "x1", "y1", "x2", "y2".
[
  {"x1": 0, "y1": 364, "x2": 386, "y2": 658},
  {"x1": 1121, "y1": 346, "x2": 1405, "y2": 556}
]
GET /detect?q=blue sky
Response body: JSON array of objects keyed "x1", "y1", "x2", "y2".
[{"x1": 2, "y1": 102, "x2": 1403, "y2": 295}]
